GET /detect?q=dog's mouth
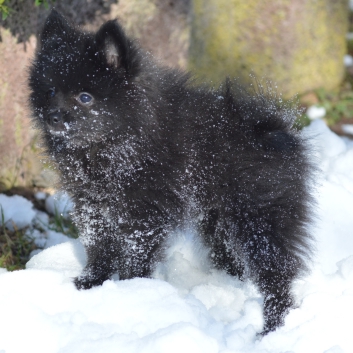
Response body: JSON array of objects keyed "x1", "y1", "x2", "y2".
[
  {"x1": 48, "y1": 123, "x2": 82, "y2": 146},
  {"x1": 46, "y1": 110, "x2": 77, "y2": 136},
  {"x1": 48, "y1": 121, "x2": 71, "y2": 135},
  {"x1": 48, "y1": 122, "x2": 106, "y2": 148},
  {"x1": 46, "y1": 111, "x2": 117, "y2": 147}
]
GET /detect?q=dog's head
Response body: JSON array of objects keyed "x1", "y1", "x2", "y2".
[{"x1": 29, "y1": 10, "x2": 156, "y2": 151}]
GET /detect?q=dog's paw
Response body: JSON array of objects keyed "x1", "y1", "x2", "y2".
[
  {"x1": 73, "y1": 271, "x2": 109, "y2": 290},
  {"x1": 74, "y1": 276, "x2": 96, "y2": 290}
]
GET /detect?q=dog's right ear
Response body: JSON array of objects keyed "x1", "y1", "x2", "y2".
[
  {"x1": 41, "y1": 9, "x2": 73, "y2": 47},
  {"x1": 95, "y1": 20, "x2": 140, "y2": 75}
]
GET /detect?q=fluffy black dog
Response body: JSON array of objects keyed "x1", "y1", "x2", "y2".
[{"x1": 29, "y1": 10, "x2": 314, "y2": 335}]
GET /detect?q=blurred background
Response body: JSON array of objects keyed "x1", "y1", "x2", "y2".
[{"x1": 0, "y1": 0, "x2": 353, "y2": 269}]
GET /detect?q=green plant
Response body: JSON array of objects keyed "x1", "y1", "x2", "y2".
[
  {"x1": 0, "y1": 0, "x2": 53, "y2": 20},
  {"x1": 0, "y1": 206, "x2": 36, "y2": 270},
  {"x1": 0, "y1": 0, "x2": 9, "y2": 20},
  {"x1": 49, "y1": 206, "x2": 78, "y2": 238},
  {"x1": 34, "y1": 0, "x2": 52, "y2": 8},
  {"x1": 32, "y1": 200, "x2": 79, "y2": 238},
  {"x1": 314, "y1": 86, "x2": 353, "y2": 125}
]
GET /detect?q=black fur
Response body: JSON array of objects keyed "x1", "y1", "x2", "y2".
[{"x1": 28, "y1": 10, "x2": 314, "y2": 335}]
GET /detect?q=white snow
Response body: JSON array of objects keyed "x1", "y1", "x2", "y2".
[
  {"x1": 45, "y1": 192, "x2": 74, "y2": 219},
  {"x1": 1, "y1": 119, "x2": 353, "y2": 353},
  {"x1": 0, "y1": 194, "x2": 36, "y2": 230},
  {"x1": 344, "y1": 54, "x2": 353, "y2": 67},
  {"x1": 306, "y1": 105, "x2": 326, "y2": 120},
  {"x1": 341, "y1": 124, "x2": 353, "y2": 136},
  {"x1": 35, "y1": 191, "x2": 47, "y2": 201}
]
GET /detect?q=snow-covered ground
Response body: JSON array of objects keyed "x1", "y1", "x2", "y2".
[{"x1": 0, "y1": 119, "x2": 353, "y2": 353}]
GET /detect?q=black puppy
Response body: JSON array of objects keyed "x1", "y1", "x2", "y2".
[{"x1": 29, "y1": 10, "x2": 314, "y2": 335}]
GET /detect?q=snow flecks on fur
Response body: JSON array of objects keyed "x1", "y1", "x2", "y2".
[{"x1": 28, "y1": 10, "x2": 315, "y2": 334}]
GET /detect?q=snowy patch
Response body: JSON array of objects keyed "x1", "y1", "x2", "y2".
[
  {"x1": 306, "y1": 105, "x2": 326, "y2": 120},
  {"x1": 0, "y1": 194, "x2": 36, "y2": 230},
  {"x1": 344, "y1": 54, "x2": 353, "y2": 67},
  {"x1": 35, "y1": 191, "x2": 47, "y2": 201},
  {"x1": 45, "y1": 192, "x2": 73, "y2": 219},
  {"x1": 341, "y1": 124, "x2": 353, "y2": 136}
]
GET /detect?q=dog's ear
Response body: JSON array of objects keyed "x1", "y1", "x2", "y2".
[
  {"x1": 41, "y1": 9, "x2": 73, "y2": 47},
  {"x1": 95, "y1": 20, "x2": 139, "y2": 75}
]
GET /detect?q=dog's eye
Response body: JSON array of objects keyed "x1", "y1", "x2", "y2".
[
  {"x1": 78, "y1": 93, "x2": 93, "y2": 104},
  {"x1": 47, "y1": 88, "x2": 55, "y2": 99}
]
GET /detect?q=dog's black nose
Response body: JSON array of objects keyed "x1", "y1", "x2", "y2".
[
  {"x1": 47, "y1": 111, "x2": 68, "y2": 132},
  {"x1": 48, "y1": 111, "x2": 63, "y2": 126}
]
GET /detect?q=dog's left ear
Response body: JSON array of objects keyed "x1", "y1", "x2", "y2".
[
  {"x1": 41, "y1": 9, "x2": 73, "y2": 48},
  {"x1": 95, "y1": 20, "x2": 139, "y2": 75}
]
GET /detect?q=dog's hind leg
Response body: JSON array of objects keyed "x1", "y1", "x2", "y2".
[
  {"x1": 240, "y1": 228, "x2": 302, "y2": 335},
  {"x1": 200, "y1": 208, "x2": 245, "y2": 279}
]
